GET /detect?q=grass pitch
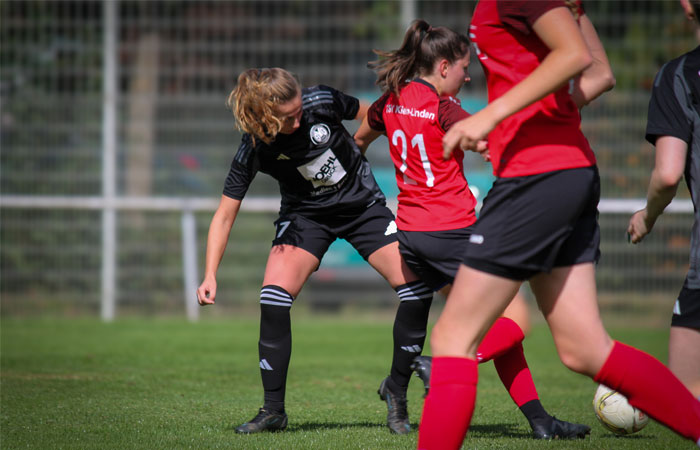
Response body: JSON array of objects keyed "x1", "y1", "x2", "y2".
[{"x1": 1, "y1": 316, "x2": 694, "y2": 449}]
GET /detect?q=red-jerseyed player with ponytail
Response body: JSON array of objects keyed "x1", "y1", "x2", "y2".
[
  {"x1": 355, "y1": 18, "x2": 589, "y2": 440},
  {"x1": 417, "y1": 1, "x2": 700, "y2": 449}
]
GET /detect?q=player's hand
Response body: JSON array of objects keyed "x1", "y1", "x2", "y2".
[
  {"x1": 477, "y1": 141, "x2": 490, "y2": 161},
  {"x1": 443, "y1": 110, "x2": 496, "y2": 160},
  {"x1": 197, "y1": 277, "x2": 217, "y2": 305},
  {"x1": 627, "y1": 209, "x2": 653, "y2": 244}
]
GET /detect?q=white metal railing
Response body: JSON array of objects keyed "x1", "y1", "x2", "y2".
[
  {"x1": 0, "y1": 195, "x2": 692, "y2": 322},
  {"x1": 0, "y1": 195, "x2": 280, "y2": 322}
]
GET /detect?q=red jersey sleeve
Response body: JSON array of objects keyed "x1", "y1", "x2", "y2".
[
  {"x1": 498, "y1": 0, "x2": 568, "y2": 35},
  {"x1": 438, "y1": 96, "x2": 470, "y2": 132},
  {"x1": 367, "y1": 92, "x2": 391, "y2": 132}
]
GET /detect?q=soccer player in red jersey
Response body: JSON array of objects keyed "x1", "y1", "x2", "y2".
[
  {"x1": 355, "y1": 19, "x2": 589, "y2": 440},
  {"x1": 197, "y1": 68, "x2": 432, "y2": 434},
  {"x1": 628, "y1": 0, "x2": 700, "y2": 399},
  {"x1": 417, "y1": 1, "x2": 700, "y2": 449}
]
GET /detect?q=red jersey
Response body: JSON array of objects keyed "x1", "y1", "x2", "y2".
[
  {"x1": 470, "y1": 0, "x2": 596, "y2": 177},
  {"x1": 367, "y1": 79, "x2": 477, "y2": 231}
]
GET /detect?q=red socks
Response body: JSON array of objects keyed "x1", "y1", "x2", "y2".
[
  {"x1": 493, "y1": 343, "x2": 539, "y2": 406},
  {"x1": 418, "y1": 357, "x2": 478, "y2": 450},
  {"x1": 595, "y1": 341, "x2": 700, "y2": 443},
  {"x1": 477, "y1": 317, "x2": 538, "y2": 406},
  {"x1": 476, "y1": 317, "x2": 525, "y2": 362}
]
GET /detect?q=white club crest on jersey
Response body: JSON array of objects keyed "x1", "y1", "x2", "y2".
[
  {"x1": 673, "y1": 299, "x2": 681, "y2": 315},
  {"x1": 310, "y1": 123, "x2": 331, "y2": 145}
]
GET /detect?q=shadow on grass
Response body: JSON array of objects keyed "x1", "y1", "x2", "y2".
[
  {"x1": 464, "y1": 423, "x2": 530, "y2": 439},
  {"x1": 469, "y1": 423, "x2": 656, "y2": 442},
  {"x1": 228, "y1": 420, "x2": 657, "y2": 442},
  {"x1": 595, "y1": 434, "x2": 657, "y2": 442},
  {"x1": 229, "y1": 421, "x2": 526, "y2": 436}
]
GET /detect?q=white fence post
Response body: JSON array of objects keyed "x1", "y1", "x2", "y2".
[
  {"x1": 400, "y1": 0, "x2": 416, "y2": 31},
  {"x1": 182, "y1": 210, "x2": 199, "y2": 322},
  {"x1": 101, "y1": 0, "x2": 118, "y2": 322}
]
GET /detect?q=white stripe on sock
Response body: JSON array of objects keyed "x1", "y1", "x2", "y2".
[{"x1": 260, "y1": 300, "x2": 292, "y2": 307}]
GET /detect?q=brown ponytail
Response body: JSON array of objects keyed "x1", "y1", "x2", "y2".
[
  {"x1": 368, "y1": 19, "x2": 470, "y2": 96},
  {"x1": 226, "y1": 68, "x2": 300, "y2": 145}
]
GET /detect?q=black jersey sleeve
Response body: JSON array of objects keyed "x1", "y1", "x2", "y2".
[
  {"x1": 646, "y1": 59, "x2": 692, "y2": 145},
  {"x1": 222, "y1": 134, "x2": 259, "y2": 200},
  {"x1": 323, "y1": 85, "x2": 360, "y2": 121}
]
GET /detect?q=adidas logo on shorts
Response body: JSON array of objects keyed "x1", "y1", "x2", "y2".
[{"x1": 470, "y1": 234, "x2": 484, "y2": 244}]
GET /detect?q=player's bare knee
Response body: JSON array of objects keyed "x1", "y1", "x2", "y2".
[{"x1": 557, "y1": 348, "x2": 598, "y2": 376}]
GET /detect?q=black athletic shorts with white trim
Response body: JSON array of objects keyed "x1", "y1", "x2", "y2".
[
  {"x1": 671, "y1": 278, "x2": 700, "y2": 328},
  {"x1": 397, "y1": 227, "x2": 471, "y2": 291},
  {"x1": 271, "y1": 201, "x2": 398, "y2": 262},
  {"x1": 462, "y1": 166, "x2": 601, "y2": 281}
]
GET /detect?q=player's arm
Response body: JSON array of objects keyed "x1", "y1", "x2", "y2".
[
  {"x1": 355, "y1": 101, "x2": 370, "y2": 122},
  {"x1": 354, "y1": 115, "x2": 383, "y2": 154},
  {"x1": 627, "y1": 136, "x2": 687, "y2": 243},
  {"x1": 571, "y1": 13, "x2": 615, "y2": 108},
  {"x1": 197, "y1": 195, "x2": 242, "y2": 305},
  {"x1": 354, "y1": 96, "x2": 387, "y2": 154},
  {"x1": 443, "y1": 6, "x2": 592, "y2": 157}
]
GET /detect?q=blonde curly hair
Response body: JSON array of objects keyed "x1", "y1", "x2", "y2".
[{"x1": 226, "y1": 68, "x2": 300, "y2": 145}]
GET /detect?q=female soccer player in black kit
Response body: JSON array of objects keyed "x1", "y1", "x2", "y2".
[
  {"x1": 196, "y1": 68, "x2": 433, "y2": 434},
  {"x1": 628, "y1": 0, "x2": 700, "y2": 399}
]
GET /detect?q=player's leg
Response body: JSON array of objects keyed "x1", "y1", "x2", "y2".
[
  {"x1": 411, "y1": 286, "x2": 588, "y2": 439},
  {"x1": 487, "y1": 292, "x2": 587, "y2": 439},
  {"x1": 236, "y1": 215, "x2": 330, "y2": 434},
  {"x1": 346, "y1": 206, "x2": 433, "y2": 434},
  {"x1": 669, "y1": 283, "x2": 700, "y2": 398},
  {"x1": 669, "y1": 327, "x2": 700, "y2": 398},
  {"x1": 502, "y1": 291, "x2": 530, "y2": 336},
  {"x1": 418, "y1": 265, "x2": 520, "y2": 450},
  {"x1": 531, "y1": 263, "x2": 700, "y2": 443},
  {"x1": 367, "y1": 241, "x2": 433, "y2": 434}
]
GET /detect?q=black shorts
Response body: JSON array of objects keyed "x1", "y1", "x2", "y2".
[
  {"x1": 397, "y1": 228, "x2": 471, "y2": 291},
  {"x1": 272, "y1": 202, "x2": 398, "y2": 262},
  {"x1": 671, "y1": 279, "x2": 700, "y2": 329},
  {"x1": 463, "y1": 166, "x2": 601, "y2": 281}
]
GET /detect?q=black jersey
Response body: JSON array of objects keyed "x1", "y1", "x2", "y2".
[
  {"x1": 646, "y1": 45, "x2": 700, "y2": 288},
  {"x1": 223, "y1": 85, "x2": 386, "y2": 219}
]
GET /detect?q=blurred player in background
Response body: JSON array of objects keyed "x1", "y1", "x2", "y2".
[
  {"x1": 196, "y1": 67, "x2": 434, "y2": 434},
  {"x1": 355, "y1": 18, "x2": 589, "y2": 440},
  {"x1": 628, "y1": 0, "x2": 700, "y2": 398},
  {"x1": 416, "y1": 1, "x2": 700, "y2": 448}
]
